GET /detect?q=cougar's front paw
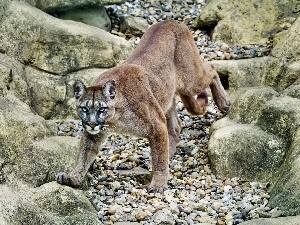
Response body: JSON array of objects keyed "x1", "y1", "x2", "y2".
[
  {"x1": 215, "y1": 95, "x2": 231, "y2": 113},
  {"x1": 220, "y1": 98, "x2": 231, "y2": 113},
  {"x1": 56, "y1": 172, "x2": 80, "y2": 188},
  {"x1": 148, "y1": 178, "x2": 168, "y2": 193}
]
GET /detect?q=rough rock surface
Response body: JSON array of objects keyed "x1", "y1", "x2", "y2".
[
  {"x1": 0, "y1": 1, "x2": 132, "y2": 75},
  {"x1": 120, "y1": 16, "x2": 150, "y2": 37},
  {"x1": 240, "y1": 216, "x2": 300, "y2": 225},
  {"x1": 0, "y1": 0, "x2": 132, "y2": 119},
  {"x1": 58, "y1": 6, "x2": 112, "y2": 31},
  {"x1": 208, "y1": 120, "x2": 286, "y2": 181},
  {"x1": 21, "y1": 0, "x2": 124, "y2": 13},
  {"x1": 0, "y1": 182, "x2": 101, "y2": 225},
  {"x1": 193, "y1": 0, "x2": 300, "y2": 45}
]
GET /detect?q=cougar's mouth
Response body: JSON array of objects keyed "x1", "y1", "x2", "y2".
[
  {"x1": 83, "y1": 121, "x2": 108, "y2": 135},
  {"x1": 85, "y1": 125, "x2": 101, "y2": 135}
]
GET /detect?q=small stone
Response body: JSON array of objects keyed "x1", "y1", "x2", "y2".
[
  {"x1": 124, "y1": 207, "x2": 132, "y2": 213},
  {"x1": 212, "y1": 201, "x2": 222, "y2": 211},
  {"x1": 270, "y1": 208, "x2": 282, "y2": 218},
  {"x1": 203, "y1": 165, "x2": 211, "y2": 174},
  {"x1": 134, "y1": 209, "x2": 150, "y2": 221},
  {"x1": 183, "y1": 206, "x2": 193, "y2": 214},
  {"x1": 153, "y1": 209, "x2": 175, "y2": 225}
]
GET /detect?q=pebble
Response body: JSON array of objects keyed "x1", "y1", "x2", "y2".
[{"x1": 58, "y1": 1, "x2": 277, "y2": 224}]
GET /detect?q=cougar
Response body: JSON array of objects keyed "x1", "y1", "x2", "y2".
[{"x1": 56, "y1": 20, "x2": 231, "y2": 193}]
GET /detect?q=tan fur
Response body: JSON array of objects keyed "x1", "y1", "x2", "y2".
[{"x1": 56, "y1": 21, "x2": 231, "y2": 192}]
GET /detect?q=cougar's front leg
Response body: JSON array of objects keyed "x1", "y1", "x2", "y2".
[
  {"x1": 148, "y1": 122, "x2": 169, "y2": 193},
  {"x1": 210, "y1": 74, "x2": 231, "y2": 113},
  {"x1": 56, "y1": 132, "x2": 106, "y2": 187},
  {"x1": 205, "y1": 64, "x2": 231, "y2": 113}
]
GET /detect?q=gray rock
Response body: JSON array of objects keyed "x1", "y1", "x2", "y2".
[
  {"x1": 257, "y1": 96, "x2": 300, "y2": 144},
  {"x1": 208, "y1": 57, "x2": 278, "y2": 92},
  {"x1": 0, "y1": 182, "x2": 102, "y2": 225},
  {"x1": 283, "y1": 83, "x2": 300, "y2": 99},
  {"x1": 228, "y1": 87, "x2": 279, "y2": 124},
  {"x1": 153, "y1": 209, "x2": 175, "y2": 225},
  {"x1": 239, "y1": 215, "x2": 300, "y2": 225},
  {"x1": 0, "y1": 54, "x2": 28, "y2": 103},
  {"x1": 120, "y1": 16, "x2": 150, "y2": 38},
  {"x1": 208, "y1": 120, "x2": 285, "y2": 181},
  {"x1": 209, "y1": 85, "x2": 300, "y2": 216},
  {"x1": 17, "y1": 136, "x2": 80, "y2": 187},
  {"x1": 0, "y1": 1, "x2": 132, "y2": 75},
  {"x1": 25, "y1": 67, "x2": 66, "y2": 119},
  {"x1": 25, "y1": 67, "x2": 108, "y2": 119},
  {"x1": 117, "y1": 166, "x2": 152, "y2": 184},
  {"x1": 58, "y1": 6, "x2": 111, "y2": 31},
  {"x1": 23, "y1": 0, "x2": 124, "y2": 13}
]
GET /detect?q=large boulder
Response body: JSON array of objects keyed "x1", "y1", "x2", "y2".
[
  {"x1": 0, "y1": 182, "x2": 102, "y2": 225},
  {"x1": 57, "y1": 6, "x2": 112, "y2": 31},
  {"x1": 0, "y1": 0, "x2": 132, "y2": 75},
  {"x1": 193, "y1": 0, "x2": 299, "y2": 45},
  {"x1": 0, "y1": 91, "x2": 80, "y2": 187},
  {"x1": 208, "y1": 57, "x2": 281, "y2": 91},
  {"x1": 20, "y1": 0, "x2": 124, "y2": 31},
  {"x1": 283, "y1": 77, "x2": 300, "y2": 99},
  {"x1": 208, "y1": 120, "x2": 286, "y2": 181},
  {"x1": 239, "y1": 215, "x2": 300, "y2": 225},
  {"x1": 0, "y1": 54, "x2": 28, "y2": 103},
  {"x1": 22, "y1": 0, "x2": 124, "y2": 13},
  {"x1": 268, "y1": 128, "x2": 300, "y2": 216}
]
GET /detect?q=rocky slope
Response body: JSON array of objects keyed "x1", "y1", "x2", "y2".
[{"x1": 0, "y1": 0, "x2": 299, "y2": 224}]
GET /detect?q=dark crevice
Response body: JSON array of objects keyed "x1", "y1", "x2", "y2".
[
  {"x1": 6, "y1": 69, "x2": 13, "y2": 90},
  {"x1": 201, "y1": 24, "x2": 217, "y2": 41},
  {"x1": 220, "y1": 75, "x2": 230, "y2": 90}
]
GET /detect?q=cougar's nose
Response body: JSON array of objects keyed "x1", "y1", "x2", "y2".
[{"x1": 88, "y1": 122, "x2": 97, "y2": 128}]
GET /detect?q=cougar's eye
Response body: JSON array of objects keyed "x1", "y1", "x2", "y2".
[
  {"x1": 99, "y1": 107, "x2": 107, "y2": 112},
  {"x1": 81, "y1": 106, "x2": 88, "y2": 112}
]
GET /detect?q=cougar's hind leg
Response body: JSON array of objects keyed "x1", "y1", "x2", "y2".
[
  {"x1": 179, "y1": 91, "x2": 208, "y2": 116},
  {"x1": 56, "y1": 132, "x2": 107, "y2": 187},
  {"x1": 166, "y1": 99, "x2": 181, "y2": 159}
]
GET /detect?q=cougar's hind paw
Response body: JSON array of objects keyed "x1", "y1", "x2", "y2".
[
  {"x1": 148, "y1": 185, "x2": 167, "y2": 193},
  {"x1": 56, "y1": 172, "x2": 80, "y2": 188},
  {"x1": 147, "y1": 181, "x2": 168, "y2": 193}
]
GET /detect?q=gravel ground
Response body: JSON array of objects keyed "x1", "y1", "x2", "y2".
[{"x1": 57, "y1": 1, "x2": 280, "y2": 224}]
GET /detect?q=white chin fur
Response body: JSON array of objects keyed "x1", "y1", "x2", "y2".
[{"x1": 85, "y1": 126, "x2": 101, "y2": 135}]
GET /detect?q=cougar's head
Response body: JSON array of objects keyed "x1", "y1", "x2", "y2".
[{"x1": 73, "y1": 80, "x2": 116, "y2": 135}]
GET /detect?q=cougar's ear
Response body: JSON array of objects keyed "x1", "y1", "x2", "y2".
[
  {"x1": 73, "y1": 80, "x2": 87, "y2": 100},
  {"x1": 103, "y1": 80, "x2": 116, "y2": 100}
]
